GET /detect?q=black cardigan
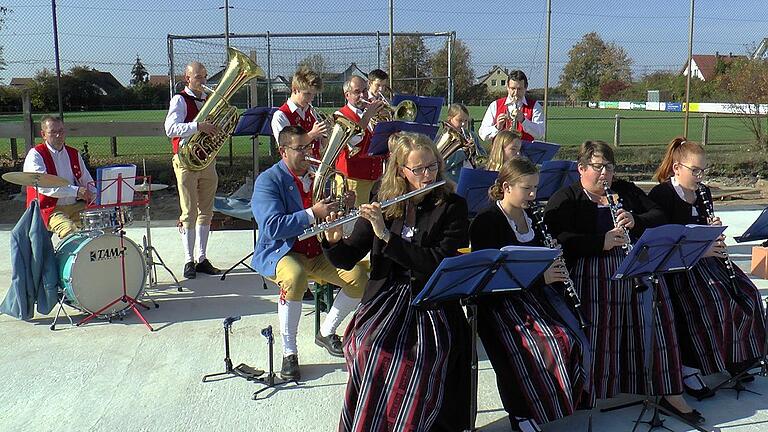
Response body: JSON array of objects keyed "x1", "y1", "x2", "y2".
[
  {"x1": 543, "y1": 179, "x2": 667, "y2": 261},
  {"x1": 470, "y1": 204, "x2": 544, "y2": 251},
  {"x1": 648, "y1": 181, "x2": 708, "y2": 225},
  {"x1": 323, "y1": 192, "x2": 470, "y2": 303}
]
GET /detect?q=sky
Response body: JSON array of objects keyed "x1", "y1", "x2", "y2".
[{"x1": 1, "y1": 0, "x2": 766, "y2": 89}]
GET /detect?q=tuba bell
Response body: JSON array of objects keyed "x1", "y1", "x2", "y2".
[
  {"x1": 364, "y1": 97, "x2": 418, "y2": 130},
  {"x1": 177, "y1": 47, "x2": 265, "y2": 171},
  {"x1": 435, "y1": 121, "x2": 484, "y2": 168}
]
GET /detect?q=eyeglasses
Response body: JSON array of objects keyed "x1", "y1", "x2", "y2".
[
  {"x1": 287, "y1": 144, "x2": 313, "y2": 153},
  {"x1": 586, "y1": 162, "x2": 615, "y2": 172},
  {"x1": 402, "y1": 162, "x2": 439, "y2": 177},
  {"x1": 678, "y1": 163, "x2": 709, "y2": 178},
  {"x1": 45, "y1": 129, "x2": 65, "y2": 136}
]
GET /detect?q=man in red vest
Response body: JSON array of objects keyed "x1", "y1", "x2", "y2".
[
  {"x1": 23, "y1": 116, "x2": 95, "y2": 239},
  {"x1": 334, "y1": 75, "x2": 386, "y2": 207},
  {"x1": 478, "y1": 69, "x2": 545, "y2": 143},
  {"x1": 271, "y1": 66, "x2": 328, "y2": 160},
  {"x1": 164, "y1": 61, "x2": 221, "y2": 279}
]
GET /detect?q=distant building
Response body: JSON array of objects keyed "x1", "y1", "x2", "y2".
[
  {"x1": 681, "y1": 52, "x2": 746, "y2": 81},
  {"x1": 476, "y1": 66, "x2": 510, "y2": 94},
  {"x1": 148, "y1": 75, "x2": 185, "y2": 87},
  {"x1": 8, "y1": 78, "x2": 34, "y2": 88}
]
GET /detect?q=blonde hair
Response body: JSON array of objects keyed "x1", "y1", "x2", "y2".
[
  {"x1": 488, "y1": 157, "x2": 538, "y2": 201},
  {"x1": 653, "y1": 136, "x2": 705, "y2": 183},
  {"x1": 446, "y1": 103, "x2": 469, "y2": 122},
  {"x1": 379, "y1": 132, "x2": 453, "y2": 219},
  {"x1": 291, "y1": 66, "x2": 323, "y2": 92},
  {"x1": 486, "y1": 130, "x2": 522, "y2": 171}
]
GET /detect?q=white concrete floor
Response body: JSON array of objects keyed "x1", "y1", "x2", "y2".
[{"x1": 0, "y1": 208, "x2": 767, "y2": 432}]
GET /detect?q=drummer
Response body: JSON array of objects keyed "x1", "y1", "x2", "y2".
[{"x1": 22, "y1": 115, "x2": 95, "y2": 239}]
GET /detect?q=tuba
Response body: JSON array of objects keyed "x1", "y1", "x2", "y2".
[
  {"x1": 177, "y1": 47, "x2": 265, "y2": 171},
  {"x1": 435, "y1": 121, "x2": 485, "y2": 168},
  {"x1": 311, "y1": 115, "x2": 365, "y2": 215}
]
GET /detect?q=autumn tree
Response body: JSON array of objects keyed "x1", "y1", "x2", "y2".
[
  {"x1": 389, "y1": 35, "x2": 432, "y2": 95},
  {"x1": 559, "y1": 32, "x2": 632, "y2": 101},
  {"x1": 720, "y1": 58, "x2": 768, "y2": 150},
  {"x1": 428, "y1": 38, "x2": 475, "y2": 101}
]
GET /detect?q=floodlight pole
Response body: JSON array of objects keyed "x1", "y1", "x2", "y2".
[
  {"x1": 683, "y1": 0, "x2": 695, "y2": 137},
  {"x1": 543, "y1": 0, "x2": 552, "y2": 141},
  {"x1": 51, "y1": 0, "x2": 64, "y2": 119},
  {"x1": 389, "y1": 0, "x2": 394, "y2": 92}
]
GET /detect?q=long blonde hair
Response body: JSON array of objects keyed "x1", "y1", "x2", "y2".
[
  {"x1": 486, "y1": 130, "x2": 521, "y2": 171},
  {"x1": 653, "y1": 136, "x2": 705, "y2": 183},
  {"x1": 379, "y1": 132, "x2": 453, "y2": 219}
]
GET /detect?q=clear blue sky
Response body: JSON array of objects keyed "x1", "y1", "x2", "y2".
[{"x1": 2, "y1": 0, "x2": 766, "y2": 88}]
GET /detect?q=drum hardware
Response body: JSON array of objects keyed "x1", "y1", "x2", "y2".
[
  {"x1": 139, "y1": 171, "x2": 182, "y2": 293},
  {"x1": 2, "y1": 171, "x2": 69, "y2": 188},
  {"x1": 202, "y1": 316, "x2": 265, "y2": 383}
]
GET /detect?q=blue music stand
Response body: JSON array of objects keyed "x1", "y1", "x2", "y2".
[
  {"x1": 535, "y1": 160, "x2": 579, "y2": 201},
  {"x1": 234, "y1": 106, "x2": 277, "y2": 137},
  {"x1": 735, "y1": 207, "x2": 768, "y2": 245},
  {"x1": 521, "y1": 140, "x2": 560, "y2": 165},
  {"x1": 603, "y1": 223, "x2": 722, "y2": 432},
  {"x1": 390, "y1": 94, "x2": 444, "y2": 125},
  {"x1": 369, "y1": 121, "x2": 440, "y2": 156},
  {"x1": 455, "y1": 167, "x2": 498, "y2": 219},
  {"x1": 412, "y1": 246, "x2": 559, "y2": 432}
]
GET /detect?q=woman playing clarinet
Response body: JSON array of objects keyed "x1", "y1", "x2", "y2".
[
  {"x1": 648, "y1": 137, "x2": 766, "y2": 398},
  {"x1": 323, "y1": 132, "x2": 471, "y2": 432},
  {"x1": 470, "y1": 157, "x2": 591, "y2": 432},
  {"x1": 544, "y1": 140, "x2": 704, "y2": 423}
]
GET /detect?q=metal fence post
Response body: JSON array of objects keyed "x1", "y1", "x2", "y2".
[
  {"x1": 110, "y1": 137, "x2": 118, "y2": 157},
  {"x1": 702, "y1": 114, "x2": 709, "y2": 146},
  {"x1": 10, "y1": 138, "x2": 18, "y2": 160},
  {"x1": 614, "y1": 114, "x2": 621, "y2": 147},
  {"x1": 22, "y1": 90, "x2": 34, "y2": 152}
]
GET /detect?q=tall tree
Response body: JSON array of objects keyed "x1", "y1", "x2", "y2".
[
  {"x1": 298, "y1": 53, "x2": 328, "y2": 76},
  {"x1": 428, "y1": 38, "x2": 475, "y2": 101},
  {"x1": 559, "y1": 32, "x2": 632, "y2": 101},
  {"x1": 130, "y1": 55, "x2": 149, "y2": 86},
  {"x1": 720, "y1": 58, "x2": 768, "y2": 150},
  {"x1": 389, "y1": 35, "x2": 432, "y2": 95}
]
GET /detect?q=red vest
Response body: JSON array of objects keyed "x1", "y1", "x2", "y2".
[
  {"x1": 494, "y1": 97, "x2": 536, "y2": 142},
  {"x1": 287, "y1": 169, "x2": 322, "y2": 258},
  {"x1": 25, "y1": 143, "x2": 83, "y2": 227},
  {"x1": 334, "y1": 105, "x2": 383, "y2": 180},
  {"x1": 171, "y1": 92, "x2": 202, "y2": 154},
  {"x1": 278, "y1": 102, "x2": 322, "y2": 159}
]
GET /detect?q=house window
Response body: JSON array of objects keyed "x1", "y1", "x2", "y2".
[
  {"x1": 491, "y1": 79, "x2": 497, "y2": 86},
  {"x1": 500, "y1": 80, "x2": 506, "y2": 86}
]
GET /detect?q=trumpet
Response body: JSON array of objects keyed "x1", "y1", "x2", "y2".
[
  {"x1": 501, "y1": 96, "x2": 519, "y2": 131},
  {"x1": 298, "y1": 180, "x2": 445, "y2": 241},
  {"x1": 309, "y1": 103, "x2": 332, "y2": 140}
]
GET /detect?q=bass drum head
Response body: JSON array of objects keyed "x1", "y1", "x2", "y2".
[{"x1": 57, "y1": 233, "x2": 146, "y2": 316}]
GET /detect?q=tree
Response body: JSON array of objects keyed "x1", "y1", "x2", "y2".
[
  {"x1": 428, "y1": 38, "x2": 475, "y2": 101},
  {"x1": 389, "y1": 35, "x2": 432, "y2": 95},
  {"x1": 720, "y1": 58, "x2": 768, "y2": 150},
  {"x1": 0, "y1": 7, "x2": 10, "y2": 83},
  {"x1": 130, "y1": 55, "x2": 149, "y2": 86},
  {"x1": 298, "y1": 53, "x2": 327, "y2": 77},
  {"x1": 559, "y1": 32, "x2": 632, "y2": 101},
  {"x1": 29, "y1": 69, "x2": 59, "y2": 111}
]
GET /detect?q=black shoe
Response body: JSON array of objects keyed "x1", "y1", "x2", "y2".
[
  {"x1": 683, "y1": 372, "x2": 713, "y2": 400},
  {"x1": 183, "y1": 261, "x2": 196, "y2": 279},
  {"x1": 727, "y1": 360, "x2": 757, "y2": 383},
  {"x1": 509, "y1": 417, "x2": 542, "y2": 432},
  {"x1": 195, "y1": 259, "x2": 220, "y2": 275},
  {"x1": 658, "y1": 397, "x2": 705, "y2": 424},
  {"x1": 315, "y1": 332, "x2": 344, "y2": 357},
  {"x1": 280, "y1": 354, "x2": 301, "y2": 381}
]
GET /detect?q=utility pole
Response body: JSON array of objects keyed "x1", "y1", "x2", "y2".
[{"x1": 51, "y1": 0, "x2": 64, "y2": 119}]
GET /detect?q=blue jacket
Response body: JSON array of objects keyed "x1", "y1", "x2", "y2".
[
  {"x1": 250, "y1": 160, "x2": 315, "y2": 277},
  {"x1": 0, "y1": 200, "x2": 59, "y2": 320}
]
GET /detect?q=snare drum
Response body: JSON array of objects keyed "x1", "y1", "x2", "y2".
[
  {"x1": 56, "y1": 232, "x2": 146, "y2": 316},
  {"x1": 80, "y1": 207, "x2": 133, "y2": 231}
]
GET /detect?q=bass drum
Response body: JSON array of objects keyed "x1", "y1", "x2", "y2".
[{"x1": 56, "y1": 232, "x2": 146, "y2": 316}]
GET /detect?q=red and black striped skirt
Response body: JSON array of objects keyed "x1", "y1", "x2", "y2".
[
  {"x1": 570, "y1": 249, "x2": 684, "y2": 399},
  {"x1": 339, "y1": 277, "x2": 471, "y2": 432},
  {"x1": 664, "y1": 256, "x2": 766, "y2": 375}
]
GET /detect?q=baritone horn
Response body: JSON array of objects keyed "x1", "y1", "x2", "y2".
[
  {"x1": 363, "y1": 97, "x2": 418, "y2": 129},
  {"x1": 177, "y1": 47, "x2": 265, "y2": 171}
]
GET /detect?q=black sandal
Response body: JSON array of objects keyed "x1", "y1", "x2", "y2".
[{"x1": 683, "y1": 371, "x2": 713, "y2": 400}]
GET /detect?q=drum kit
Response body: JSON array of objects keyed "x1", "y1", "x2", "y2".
[{"x1": 2, "y1": 170, "x2": 178, "y2": 332}]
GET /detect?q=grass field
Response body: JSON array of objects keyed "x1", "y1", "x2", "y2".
[{"x1": 1, "y1": 106, "x2": 764, "y2": 176}]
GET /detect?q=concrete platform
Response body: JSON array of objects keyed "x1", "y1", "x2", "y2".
[{"x1": 1, "y1": 209, "x2": 767, "y2": 432}]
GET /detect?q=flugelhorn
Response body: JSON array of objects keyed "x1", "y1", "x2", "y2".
[{"x1": 298, "y1": 180, "x2": 446, "y2": 241}]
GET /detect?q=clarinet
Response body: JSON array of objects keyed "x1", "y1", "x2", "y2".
[
  {"x1": 603, "y1": 181, "x2": 647, "y2": 291},
  {"x1": 696, "y1": 183, "x2": 749, "y2": 309},
  {"x1": 531, "y1": 204, "x2": 590, "y2": 329}
]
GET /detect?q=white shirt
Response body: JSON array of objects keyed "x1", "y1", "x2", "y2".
[
  {"x1": 478, "y1": 95, "x2": 545, "y2": 141},
  {"x1": 164, "y1": 86, "x2": 207, "y2": 138},
  {"x1": 335, "y1": 102, "x2": 367, "y2": 147},
  {"x1": 671, "y1": 177, "x2": 700, "y2": 217},
  {"x1": 22, "y1": 141, "x2": 94, "y2": 205},
  {"x1": 496, "y1": 201, "x2": 535, "y2": 243},
  {"x1": 271, "y1": 98, "x2": 310, "y2": 143}
]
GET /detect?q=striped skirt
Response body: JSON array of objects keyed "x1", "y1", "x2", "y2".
[
  {"x1": 664, "y1": 256, "x2": 766, "y2": 375},
  {"x1": 339, "y1": 277, "x2": 471, "y2": 432},
  {"x1": 570, "y1": 249, "x2": 683, "y2": 399},
  {"x1": 477, "y1": 284, "x2": 592, "y2": 425}
]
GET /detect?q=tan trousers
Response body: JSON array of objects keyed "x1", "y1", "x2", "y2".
[
  {"x1": 172, "y1": 154, "x2": 218, "y2": 226},
  {"x1": 272, "y1": 252, "x2": 367, "y2": 302},
  {"x1": 49, "y1": 201, "x2": 86, "y2": 239},
  {"x1": 334, "y1": 175, "x2": 376, "y2": 208}
]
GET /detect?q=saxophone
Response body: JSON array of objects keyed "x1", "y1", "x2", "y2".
[{"x1": 177, "y1": 47, "x2": 265, "y2": 171}]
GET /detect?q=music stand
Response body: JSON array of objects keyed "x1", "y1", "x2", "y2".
[
  {"x1": 456, "y1": 167, "x2": 498, "y2": 219},
  {"x1": 735, "y1": 207, "x2": 768, "y2": 246},
  {"x1": 390, "y1": 94, "x2": 444, "y2": 125},
  {"x1": 603, "y1": 223, "x2": 724, "y2": 432},
  {"x1": 536, "y1": 161, "x2": 579, "y2": 202},
  {"x1": 369, "y1": 121, "x2": 440, "y2": 156},
  {"x1": 412, "y1": 246, "x2": 559, "y2": 432},
  {"x1": 521, "y1": 140, "x2": 561, "y2": 165}
]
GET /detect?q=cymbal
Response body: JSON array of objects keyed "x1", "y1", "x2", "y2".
[
  {"x1": 134, "y1": 182, "x2": 169, "y2": 192},
  {"x1": 2, "y1": 172, "x2": 70, "y2": 187}
]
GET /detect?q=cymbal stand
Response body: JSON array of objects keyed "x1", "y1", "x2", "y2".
[{"x1": 143, "y1": 192, "x2": 182, "y2": 293}]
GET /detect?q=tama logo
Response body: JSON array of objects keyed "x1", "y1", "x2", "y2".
[{"x1": 90, "y1": 247, "x2": 123, "y2": 262}]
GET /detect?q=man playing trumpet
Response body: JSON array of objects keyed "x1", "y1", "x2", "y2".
[{"x1": 479, "y1": 69, "x2": 545, "y2": 143}]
